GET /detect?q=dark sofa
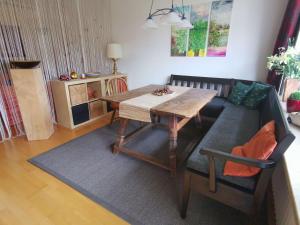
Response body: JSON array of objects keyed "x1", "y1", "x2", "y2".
[{"x1": 169, "y1": 74, "x2": 295, "y2": 224}]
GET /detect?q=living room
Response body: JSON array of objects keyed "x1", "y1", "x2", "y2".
[{"x1": 0, "y1": 0, "x2": 299, "y2": 225}]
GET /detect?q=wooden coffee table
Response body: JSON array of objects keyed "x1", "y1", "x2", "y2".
[{"x1": 100, "y1": 85, "x2": 217, "y2": 176}]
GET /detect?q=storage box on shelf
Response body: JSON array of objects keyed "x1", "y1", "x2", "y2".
[{"x1": 51, "y1": 74, "x2": 127, "y2": 129}]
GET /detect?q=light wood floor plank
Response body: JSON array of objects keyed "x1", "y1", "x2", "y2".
[{"x1": 0, "y1": 115, "x2": 128, "y2": 225}]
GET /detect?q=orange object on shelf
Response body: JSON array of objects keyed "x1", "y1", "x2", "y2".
[{"x1": 87, "y1": 86, "x2": 96, "y2": 99}]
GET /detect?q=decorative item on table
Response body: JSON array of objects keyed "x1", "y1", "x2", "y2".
[
  {"x1": 267, "y1": 43, "x2": 300, "y2": 101},
  {"x1": 107, "y1": 43, "x2": 122, "y2": 75},
  {"x1": 70, "y1": 71, "x2": 79, "y2": 79},
  {"x1": 59, "y1": 74, "x2": 71, "y2": 81},
  {"x1": 10, "y1": 60, "x2": 40, "y2": 69},
  {"x1": 152, "y1": 86, "x2": 174, "y2": 96},
  {"x1": 80, "y1": 73, "x2": 86, "y2": 79},
  {"x1": 287, "y1": 91, "x2": 300, "y2": 113}
]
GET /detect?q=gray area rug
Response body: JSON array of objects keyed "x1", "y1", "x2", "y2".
[{"x1": 29, "y1": 121, "x2": 248, "y2": 225}]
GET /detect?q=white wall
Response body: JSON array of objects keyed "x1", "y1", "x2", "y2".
[{"x1": 110, "y1": 0, "x2": 288, "y2": 89}]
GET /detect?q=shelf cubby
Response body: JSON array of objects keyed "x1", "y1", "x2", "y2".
[
  {"x1": 51, "y1": 74, "x2": 127, "y2": 129},
  {"x1": 72, "y1": 103, "x2": 90, "y2": 125},
  {"x1": 69, "y1": 83, "x2": 88, "y2": 106},
  {"x1": 87, "y1": 81, "x2": 102, "y2": 101},
  {"x1": 89, "y1": 100, "x2": 105, "y2": 119}
]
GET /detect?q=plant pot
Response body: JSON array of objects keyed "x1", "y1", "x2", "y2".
[
  {"x1": 282, "y1": 78, "x2": 300, "y2": 102},
  {"x1": 287, "y1": 98, "x2": 300, "y2": 113},
  {"x1": 289, "y1": 112, "x2": 300, "y2": 127}
]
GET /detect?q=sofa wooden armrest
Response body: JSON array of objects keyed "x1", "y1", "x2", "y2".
[
  {"x1": 201, "y1": 148, "x2": 275, "y2": 193},
  {"x1": 201, "y1": 148, "x2": 276, "y2": 169}
]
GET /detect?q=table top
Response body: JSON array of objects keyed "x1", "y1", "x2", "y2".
[
  {"x1": 100, "y1": 84, "x2": 161, "y2": 103},
  {"x1": 100, "y1": 84, "x2": 217, "y2": 118}
]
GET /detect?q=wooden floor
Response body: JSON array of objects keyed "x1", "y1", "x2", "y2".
[{"x1": 0, "y1": 115, "x2": 128, "y2": 225}]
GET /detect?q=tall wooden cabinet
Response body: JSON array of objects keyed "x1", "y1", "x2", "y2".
[
  {"x1": 51, "y1": 74, "x2": 127, "y2": 129},
  {"x1": 11, "y1": 68, "x2": 54, "y2": 140}
]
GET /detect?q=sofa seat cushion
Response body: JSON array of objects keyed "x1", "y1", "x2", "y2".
[
  {"x1": 187, "y1": 103, "x2": 260, "y2": 192},
  {"x1": 200, "y1": 97, "x2": 226, "y2": 118}
]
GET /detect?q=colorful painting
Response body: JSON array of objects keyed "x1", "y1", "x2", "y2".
[
  {"x1": 207, "y1": 1, "x2": 233, "y2": 56},
  {"x1": 171, "y1": 0, "x2": 233, "y2": 57}
]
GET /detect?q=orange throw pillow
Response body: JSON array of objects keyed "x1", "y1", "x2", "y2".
[{"x1": 224, "y1": 121, "x2": 277, "y2": 177}]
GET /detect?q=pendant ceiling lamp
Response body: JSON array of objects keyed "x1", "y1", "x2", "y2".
[{"x1": 143, "y1": 0, "x2": 193, "y2": 29}]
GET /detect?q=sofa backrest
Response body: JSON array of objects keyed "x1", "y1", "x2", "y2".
[
  {"x1": 233, "y1": 79, "x2": 255, "y2": 86},
  {"x1": 260, "y1": 88, "x2": 295, "y2": 162},
  {"x1": 169, "y1": 74, "x2": 233, "y2": 97}
]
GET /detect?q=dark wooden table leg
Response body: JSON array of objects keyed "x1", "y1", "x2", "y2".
[
  {"x1": 169, "y1": 115, "x2": 178, "y2": 177},
  {"x1": 113, "y1": 118, "x2": 128, "y2": 154},
  {"x1": 151, "y1": 113, "x2": 161, "y2": 124},
  {"x1": 157, "y1": 115, "x2": 161, "y2": 123},
  {"x1": 110, "y1": 109, "x2": 116, "y2": 124},
  {"x1": 194, "y1": 111, "x2": 202, "y2": 128},
  {"x1": 110, "y1": 102, "x2": 119, "y2": 124}
]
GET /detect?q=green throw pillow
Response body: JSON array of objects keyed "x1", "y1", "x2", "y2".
[
  {"x1": 228, "y1": 82, "x2": 254, "y2": 105},
  {"x1": 243, "y1": 83, "x2": 270, "y2": 109}
]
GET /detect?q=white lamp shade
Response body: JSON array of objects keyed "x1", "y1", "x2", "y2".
[
  {"x1": 160, "y1": 11, "x2": 182, "y2": 25},
  {"x1": 177, "y1": 18, "x2": 194, "y2": 29},
  {"x1": 142, "y1": 18, "x2": 158, "y2": 29},
  {"x1": 107, "y1": 43, "x2": 122, "y2": 59}
]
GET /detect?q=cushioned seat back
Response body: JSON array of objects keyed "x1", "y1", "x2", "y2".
[
  {"x1": 260, "y1": 88, "x2": 295, "y2": 162},
  {"x1": 169, "y1": 74, "x2": 233, "y2": 97},
  {"x1": 233, "y1": 79, "x2": 255, "y2": 86}
]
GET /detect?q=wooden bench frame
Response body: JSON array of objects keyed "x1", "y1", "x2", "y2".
[{"x1": 169, "y1": 75, "x2": 295, "y2": 225}]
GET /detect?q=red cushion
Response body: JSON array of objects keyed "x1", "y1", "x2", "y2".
[{"x1": 224, "y1": 121, "x2": 277, "y2": 177}]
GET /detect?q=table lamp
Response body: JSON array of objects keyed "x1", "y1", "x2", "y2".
[{"x1": 107, "y1": 43, "x2": 122, "y2": 75}]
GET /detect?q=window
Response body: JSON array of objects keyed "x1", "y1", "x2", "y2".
[{"x1": 295, "y1": 29, "x2": 300, "y2": 51}]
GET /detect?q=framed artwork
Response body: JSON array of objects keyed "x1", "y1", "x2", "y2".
[{"x1": 171, "y1": 0, "x2": 233, "y2": 57}]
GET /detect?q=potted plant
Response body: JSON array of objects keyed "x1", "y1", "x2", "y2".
[
  {"x1": 267, "y1": 45, "x2": 300, "y2": 101},
  {"x1": 287, "y1": 91, "x2": 300, "y2": 113}
]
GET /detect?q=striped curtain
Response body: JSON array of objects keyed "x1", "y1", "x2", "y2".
[{"x1": 0, "y1": 0, "x2": 112, "y2": 141}]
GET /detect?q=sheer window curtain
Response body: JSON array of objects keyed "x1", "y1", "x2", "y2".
[
  {"x1": 266, "y1": 0, "x2": 300, "y2": 90},
  {"x1": 0, "y1": 0, "x2": 112, "y2": 141}
]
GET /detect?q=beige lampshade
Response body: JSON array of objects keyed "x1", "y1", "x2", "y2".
[{"x1": 107, "y1": 43, "x2": 122, "y2": 59}]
